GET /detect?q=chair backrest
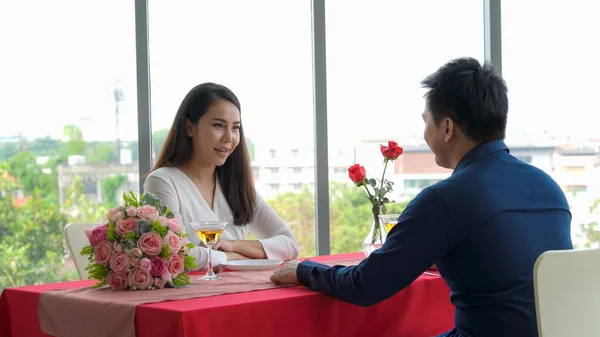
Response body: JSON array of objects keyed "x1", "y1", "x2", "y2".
[
  {"x1": 64, "y1": 223, "x2": 100, "y2": 280},
  {"x1": 534, "y1": 248, "x2": 600, "y2": 337}
]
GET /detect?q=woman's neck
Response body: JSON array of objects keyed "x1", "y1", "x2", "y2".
[{"x1": 179, "y1": 161, "x2": 216, "y2": 185}]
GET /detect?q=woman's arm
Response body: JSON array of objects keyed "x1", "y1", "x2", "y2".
[
  {"x1": 144, "y1": 174, "x2": 228, "y2": 269},
  {"x1": 213, "y1": 193, "x2": 300, "y2": 260}
]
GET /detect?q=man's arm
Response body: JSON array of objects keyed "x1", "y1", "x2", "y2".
[{"x1": 296, "y1": 188, "x2": 459, "y2": 307}]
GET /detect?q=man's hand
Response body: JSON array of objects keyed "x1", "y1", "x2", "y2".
[{"x1": 270, "y1": 260, "x2": 301, "y2": 285}]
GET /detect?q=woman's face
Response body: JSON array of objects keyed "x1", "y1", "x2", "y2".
[{"x1": 186, "y1": 99, "x2": 241, "y2": 167}]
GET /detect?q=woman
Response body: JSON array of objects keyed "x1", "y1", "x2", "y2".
[{"x1": 144, "y1": 82, "x2": 300, "y2": 270}]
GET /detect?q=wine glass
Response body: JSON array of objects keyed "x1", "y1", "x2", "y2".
[
  {"x1": 379, "y1": 214, "x2": 400, "y2": 233},
  {"x1": 190, "y1": 220, "x2": 228, "y2": 280}
]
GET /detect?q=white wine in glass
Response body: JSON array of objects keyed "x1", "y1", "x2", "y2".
[
  {"x1": 190, "y1": 220, "x2": 228, "y2": 280},
  {"x1": 379, "y1": 214, "x2": 400, "y2": 234}
]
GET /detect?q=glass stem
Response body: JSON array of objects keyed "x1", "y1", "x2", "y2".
[{"x1": 207, "y1": 243, "x2": 213, "y2": 273}]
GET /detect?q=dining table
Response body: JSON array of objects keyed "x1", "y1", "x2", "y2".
[{"x1": 0, "y1": 252, "x2": 455, "y2": 337}]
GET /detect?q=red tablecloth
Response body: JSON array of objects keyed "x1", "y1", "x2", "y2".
[{"x1": 0, "y1": 253, "x2": 455, "y2": 337}]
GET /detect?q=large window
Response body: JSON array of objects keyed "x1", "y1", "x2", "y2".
[
  {"x1": 148, "y1": 0, "x2": 317, "y2": 256},
  {"x1": 0, "y1": 1, "x2": 139, "y2": 290},
  {"x1": 325, "y1": 0, "x2": 484, "y2": 253},
  {"x1": 502, "y1": 0, "x2": 600, "y2": 248}
]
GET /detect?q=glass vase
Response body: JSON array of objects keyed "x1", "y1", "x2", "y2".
[{"x1": 362, "y1": 205, "x2": 388, "y2": 257}]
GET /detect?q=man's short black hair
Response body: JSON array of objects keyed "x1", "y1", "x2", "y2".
[{"x1": 421, "y1": 57, "x2": 508, "y2": 142}]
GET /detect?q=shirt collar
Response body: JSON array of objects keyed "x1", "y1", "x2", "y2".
[{"x1": 452, "y1": 139, "x2": 509, "y2": 175}]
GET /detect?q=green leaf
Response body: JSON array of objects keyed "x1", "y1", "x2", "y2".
[
  {"x1": 161, "y1": 244, "x2": 171, "y2": 259},
  {"x1": 106, "y1": 222, "x2": 118, "y2": 241},
  {"x1": 80, "y1": 244, "x2": 94, "y2": 257},
  {"x1": 85, "y1": 263, "x2": 110, "y2": 283},
  {"x1": 368, "y1": 178, "x2": 377, "y2": 187},
  {"x1": 151, "y1": 220, "x2": 168, "y2": 237},
  {"x1": 184, "y1": 255, "x2": 198, "y2": 270},
  {"x1": 172, "y1": 273, "x2": 191, "y2": 287},
  {"x1": 124, "y1": 231, "x2": 137, "y2": 241}
]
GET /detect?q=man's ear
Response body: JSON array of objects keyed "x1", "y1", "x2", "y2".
[
  {"x1": 443, "y1": 117, "x2": 455, "y2": 143},
  {"x1": 186, "y1": 119, "x2": 194, "y2": 137}
]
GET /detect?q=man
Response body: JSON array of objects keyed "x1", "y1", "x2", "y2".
[{"x1": 270, "y1": 57, "x2": 573, "y2": 337}]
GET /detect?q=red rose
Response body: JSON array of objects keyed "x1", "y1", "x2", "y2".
[
  {"x1": 380, "y1": 141, "x2": 403, "y2": 160},
  {"x1": 348, "y1": 164, "x2": 366, "y2": 183}
]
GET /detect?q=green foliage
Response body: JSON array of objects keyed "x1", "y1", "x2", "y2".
[
  {"x1": 172, "y1": 273, "x2": 190, "y2": 287},
  {"x1": 152, "y1": 129, "x2": 169, "y2": 157},
  {"x1": 267, "y1": 181, "x2": 409, "y2": 257},
  {"x1": 161, "y1": 244, "x2": 171, "y2": 259},
  {"x1": 184, "y1": 255, "x2": 197, "y2": 270},
  {"x1": 62, "y1": 176, "x2": 108, "y2": 225},
  {"x1": 0, "y1": 172, "x2": 70, "y2": 291},
  {"x1": 58, "y1": 125, "x2": 86, "y2": 158},
  {"x1": 246, "y1": 137, "x2": 255, "y2": 161},
  {"x1": 85, "y1": 263, "x2": 109, "y2": 288},
  {"x1": 152, "y1": 220, "x2": 168, "y2": 237},
  {"x1": 0, "y1": 141, "x2": 19, "y2": 161},
  {"x1": 107, "y1": 222, "x2": 118, "y2": 241},
  {"x1": 101, "y1": 174, "x2": 126, "y2": 206},
  {"x1": 86, "y1": 142, "x2": 115, "y2": 163},
  {"x1": 4, "y1": 151, "x2": 58, "y2": 201},
  {"x1": 578, "y1": 198, "x2": 600, "y2": 248}
]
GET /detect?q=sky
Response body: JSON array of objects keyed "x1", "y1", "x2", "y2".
[{"x1": 1, "y1": 0, "x2": 599, "y2": 150}]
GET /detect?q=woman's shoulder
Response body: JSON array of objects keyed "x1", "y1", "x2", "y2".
[{"x1": 147, "y1": 167, "x2": 180, "y2": 180}]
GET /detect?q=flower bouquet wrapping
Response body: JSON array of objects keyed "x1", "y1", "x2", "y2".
[{"x1": 80, "y1": 192, "x2": 197, "y2": 290}]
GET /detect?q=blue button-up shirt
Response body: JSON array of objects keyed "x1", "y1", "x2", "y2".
[{"x1": 297, "y1": 140, "x2": 573, "y2": 337}]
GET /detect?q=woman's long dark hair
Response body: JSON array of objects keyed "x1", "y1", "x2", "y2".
[{"x1": 151, "y1": 82, "x2": 255, "y2": 226}]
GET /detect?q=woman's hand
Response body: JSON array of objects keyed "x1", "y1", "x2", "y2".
[
  {"x1": 225, "y1": 251, "x2": 248, "y2": 261},
  {"x1": 213, "y1": 239, "x2": 236, "y2": 252}
]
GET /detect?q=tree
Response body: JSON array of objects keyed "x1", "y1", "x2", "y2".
[
  {"x1": 0, "y1": 170, "x2": 69, "y2": 291},
  {"x1": 101, "y1": 174, "x2": 126, "y2": 207},
  {"x1": 59, "y1": 125, "x2": 86, "y2": 158},
  {"x1": 268, "y1": 182, "x2": 409, "y2": 257},
  {"x1": 4, "y1": 152, "x2": 58, "y2": 202},
  {"x1": 86, "y1": 142, "x2": 115, "y2": 163},
  {"x1": 246, "y1": 137, "x2": 255, "y2": 161},
  {"x1": 152, "y1": 129, "x2": 170, "y2": 157},
  {"x1": 579, "y1": 198, "x2": 600, "y2": 248},
  {"x1": 268, "y1": 187, "x2": 316, "y2": 256},
  {"x1": 0, "y1": 141, "x2": 19, "y2": 162}
]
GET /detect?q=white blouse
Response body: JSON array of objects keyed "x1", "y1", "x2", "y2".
[{"x1": 143, "y1": 167, "x2": 300, "y2": 270}]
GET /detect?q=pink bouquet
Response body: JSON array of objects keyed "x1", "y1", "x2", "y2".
[{"x1": 80, "y1": 192, "x2": 197, "y2": 290}]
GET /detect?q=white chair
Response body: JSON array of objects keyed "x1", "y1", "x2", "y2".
[
  {"x1": 64, "y1": 223, "x2": 100, "y2": 280},
  {"x1": 533, "y1": 248, "x2": 600, "y2": 337}
]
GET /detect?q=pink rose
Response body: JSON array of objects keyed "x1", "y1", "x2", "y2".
[
  {"x1": 106, "y1": 207, "x2": 125, "y2": 222},
  {"x1": 167, "y1": 254, "x2": 185, "y2": 277},
  {"x1": 157, "y1": 216, "x2": 168, "y2": 228},
  {"x1": 93, "y1": 241, "x2": 113, "y2": 265},
  {"x1": 128, "y1": 268, "x2": 153, "y2": 290},
  {"x1": 113, "y1": 242, "x2": 123, "y2": 253},
  {"x1": 109, "y1": 252, "x2": 131, "y2": 274},
  {"x1": 136, "y1": 205, "x2": 159, "y2": 222},
  {"x1": 107, "y1": 272, "x2": 128, "y2": 290},
  {"x1": 161, "y1": 272, "x2": 172, "y2": 283},
  {"x1": 167, "y1": 218, "x2": 182, "y2": 233},
  {"x1": 115, "y1": 218, "x2": 137, "y2": 237},
  {"x1": 137, "y1": 232, "x2": 163, "y2": 256},
  {"x1": 126, "y1": 206, "x2": 137, "y2": 217},
  {"x1": 86, "y1": 224, "x2": 108, "y2": 246},
  {"x1": 180, "y1": 237, "x2": 190, "y2": 254},
  {"x1": 164, "y1": 231, "x2": 182, "y2": 253},
  {"x1": 153, "y1": 277, "x2": 167, "y2": 289},
  {"x1": 149, "y1": 256, "x2": 167, "y2": 277},
  {"x1": 138, "y1": 257, "x2": 151, "y2": 272},
  {"x1": 131, "y1": 248, "x2": 142, "y2": 257}
]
